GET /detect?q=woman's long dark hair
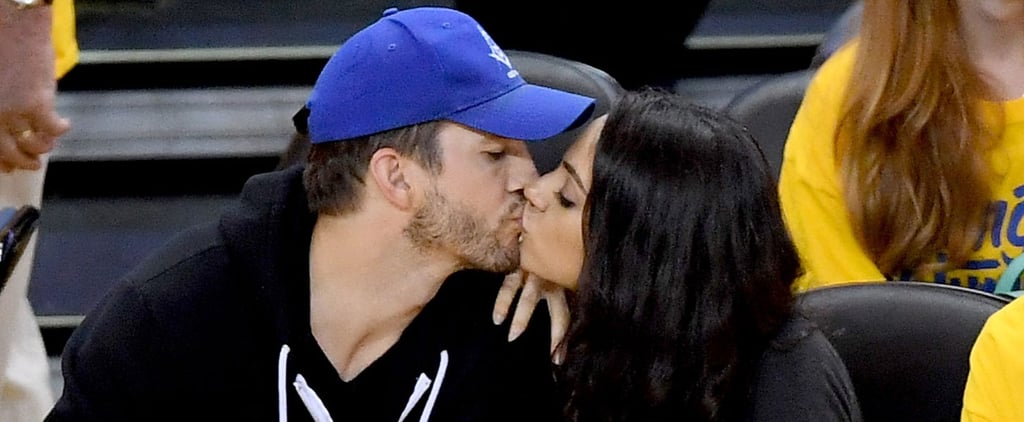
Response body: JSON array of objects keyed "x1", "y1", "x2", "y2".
[{"x1": 563, "y1": 90, "x2": 801, "y2": 421}]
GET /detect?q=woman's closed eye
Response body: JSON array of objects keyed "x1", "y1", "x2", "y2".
[
  {"x1": 485, "y1": 150, "x2": 506, "y2": 160},
  {"x1": 557, "y1": 191, "x2": 576, "y2": 209}
]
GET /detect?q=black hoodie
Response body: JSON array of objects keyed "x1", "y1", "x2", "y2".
[{"x1": 47, "y1": 166, "x2": 558, "y2": 421}]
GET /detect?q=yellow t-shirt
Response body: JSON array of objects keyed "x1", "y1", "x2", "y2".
[
  {"x1": 779, "y1": 43, "x2": 1024, "y2": 292},
  {"x1": 961, "y1": 298, "x2": 1024, "y2": 421},
  {"x1": 52, "y1": 0, "x2": 78, "y2": 79}
]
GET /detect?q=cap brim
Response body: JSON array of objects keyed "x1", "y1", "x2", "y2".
[{"x1": 448, "y1": 84, "x2": 596, "y2": 141}]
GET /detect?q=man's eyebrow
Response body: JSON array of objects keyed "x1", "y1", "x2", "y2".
[
  {"x1": 562, "y1": 161, "x2": 586, "y2": 193},
  {"x1": 481, "y1": 138, "x2": 514, "y2": 149},
  {"x1": 480, "y1": 137, "x2": 503, "y2": 147}
]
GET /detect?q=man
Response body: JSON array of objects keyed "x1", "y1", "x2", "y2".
[
  {"x1": 0, "y1": 0, "x2": 77, "y2": 420},
  {"x1": 46, "y1": 7, "x2": 593, "y2": 421}
]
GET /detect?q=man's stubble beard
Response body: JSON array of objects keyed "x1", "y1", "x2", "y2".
[{"x1": 404, "y1": 188, "x2": 521, "y2": 273}]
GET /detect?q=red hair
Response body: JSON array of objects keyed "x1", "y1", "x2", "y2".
[{"x1": 837, "y1": 0, "x2": 1000, "y2": 277}]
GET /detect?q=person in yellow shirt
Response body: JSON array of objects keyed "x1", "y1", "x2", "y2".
[
  {"x1": 780, "y1": 0, "x2": 1024, "y2": 292},
  {"x1": 962, "y1": 297, "x2": 1024, "y2": 421},
  {"x1": 0, "y1": 0, "x2": 78, "y2": 420}
]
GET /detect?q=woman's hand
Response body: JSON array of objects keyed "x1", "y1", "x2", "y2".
[{"x1": 492, "y1": 269, "x2": 569, "y2": 365}]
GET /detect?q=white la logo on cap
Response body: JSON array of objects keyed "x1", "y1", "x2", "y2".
[{"x1": 477, "y1": 25, "x2": 520, "y2": 79}]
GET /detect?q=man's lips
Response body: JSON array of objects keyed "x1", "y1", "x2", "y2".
[{"x1": 507, "y1": 208, "x2": 524, "y2": 224}]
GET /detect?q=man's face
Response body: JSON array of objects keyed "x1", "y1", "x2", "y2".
[{"x1": 404, "y1": 122, "x2": 537, "y2": 273}]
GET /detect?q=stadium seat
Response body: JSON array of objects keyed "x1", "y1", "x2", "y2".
[{"x1": 796, "y1": 282, "x2": 1011, "y2": 422}]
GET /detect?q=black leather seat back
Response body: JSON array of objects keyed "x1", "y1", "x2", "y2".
[
  {"x1": 722, "y1": 1, "x2": 864, "y2": 179},
  {"x1": 796, "y1": 282, "x2": 1010, "y2": 422},
  {"x1": 506, "y1": 50, "x2": 623, "y2": 174},
  {"x1": 722, "y1": 70, "x2": 813, "y2": 179},
  {"x1": 810, "y1": 0, "x2": 863, "y2": 68}
]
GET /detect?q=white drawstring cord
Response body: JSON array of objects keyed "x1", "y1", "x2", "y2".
[
  {"x1": 418, "y1": 350, "x2": 449, "y2": 422},
  {"x1": 399, "y1": 373, "x2": 433, "y2": 422},
  {"x1": 294, "y1": 374, "x2": 334, "y2": 422},
  {"x1": 279, "y1": 345, "x2": 449, "y2": 422},
  {"x1": 278, "y1": 345, "x2": 291, "y2": 422}
]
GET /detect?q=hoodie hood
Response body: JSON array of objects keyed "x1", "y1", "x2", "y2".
[
  {"x1": 218, "y1": 165, "x2": 316, "y2": 346},
  {"x1": 217, "y1": 166, "x2": 344, "y2": 421}
]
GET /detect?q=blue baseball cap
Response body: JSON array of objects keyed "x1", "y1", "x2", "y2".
[{"x1": 304, "y1": 7, "x2": 596, "y2": 144}]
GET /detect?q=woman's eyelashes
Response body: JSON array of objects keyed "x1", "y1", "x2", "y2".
[
  {"x1": 485, "y1": 150, "x2": 506, "y2": 160},
  {"x1": 557, "y1": 190, "x2": 576, "y2": 209}
]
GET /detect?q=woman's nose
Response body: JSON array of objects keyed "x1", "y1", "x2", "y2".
[{"x1": 524, "y1": 183, "x2": 548, "y2": 211}]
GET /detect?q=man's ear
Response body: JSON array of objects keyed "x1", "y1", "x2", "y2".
[{"x1": 368, "y1": 147, "x2": 416, "y2": 210}]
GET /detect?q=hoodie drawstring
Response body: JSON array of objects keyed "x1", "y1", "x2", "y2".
[
  {"x1": 279, "y1": 345, "x2": 291, "y2": 422},
  {"x1": 399, "y1": 373, "x2": 433, "y2": 422},
  {"x1": 278, "y1": 345, "x2": 449, "y2": 422},
  {"x1": 294, "y1": 375, "x2": 334, "y2": 422},
  {"x1": 398, "y1": 350, "x2": 449, "y2": 422},
  {"x1": 419, "y1": 350, "x2": 449, "y2": 422}
]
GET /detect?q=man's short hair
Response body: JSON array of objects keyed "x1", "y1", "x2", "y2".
[{"x1": 304, "y1": 121, "x2": 442, "y2": 215}]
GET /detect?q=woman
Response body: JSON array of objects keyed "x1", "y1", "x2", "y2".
[
  {"x1": 779, "y1": 0, "x2": 1024, "y2": 291},
  {"x1": 520, "y1": 90, "x2": 861, "y2": 421}
]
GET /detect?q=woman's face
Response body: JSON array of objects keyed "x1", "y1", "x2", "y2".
[{"x1": 520, "y1": 116, "x2": 606, "y2": 289}]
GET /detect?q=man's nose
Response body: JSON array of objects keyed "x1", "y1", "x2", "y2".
[{"x1": 507, "y1": 155, "x2": 539, "y2": 194}]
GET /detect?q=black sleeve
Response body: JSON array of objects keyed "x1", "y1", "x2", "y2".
[
  {"x1": 747, "y1": 326, "x2": 863, "y2": 422},
  {"x1": 45, "y1": 281, "x2": 161, "y2": 421}
]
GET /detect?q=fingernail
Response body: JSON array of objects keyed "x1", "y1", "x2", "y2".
[
  {"x1": 492, "y1": 312, "x2": 504, "y2": 325},
  {"x1": 554, "y1": 351, "x2": 565, "y2": 366},
  {"x1": 508, "y1": 327, "x2": 523, "y2": 342}
]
